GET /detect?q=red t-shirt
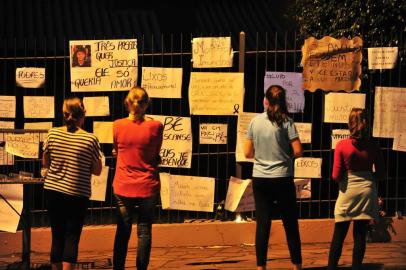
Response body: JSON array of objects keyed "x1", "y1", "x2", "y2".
[
  {"x1": 332, "y1": 138, "x2": 385, "y2": 181},
  {"x1": 113, "y1": 118, "x2": 164, "y2": 198}
]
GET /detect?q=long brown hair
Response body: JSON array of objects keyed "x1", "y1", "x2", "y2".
[
  {"x1": 63, "y1": 97, "x2": 86, "y2": 132},
  {"x1": 125, "y1": 86, "x2": 150, "y2": 118},
  {"x1": 348, "y1": 108, "x2": 369, "y2": 140},
  {"x1": 265, "y1": 85, "x2": 288, "y2": 127}
]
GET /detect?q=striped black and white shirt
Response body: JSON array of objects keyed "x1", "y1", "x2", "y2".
[{"x1": 43, "y1": 127, "x2": 101, "y2": 197}]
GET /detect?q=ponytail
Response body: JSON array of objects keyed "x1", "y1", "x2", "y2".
[
  {"x1": 63, "y1": 97, "x2": 86, "y2": 132},
  {"x1": 265, "y1": 85, "x2": 288, "y2": 127}
]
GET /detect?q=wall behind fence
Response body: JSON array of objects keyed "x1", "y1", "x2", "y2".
[{"x1": 0, "y1": 32, "x2": 405, "y2": 227}]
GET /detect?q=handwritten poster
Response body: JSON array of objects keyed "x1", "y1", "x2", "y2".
[
  {"x1": 373, "y1": 87, "x2": 406, "y2": 138},
  {"x1": 189, "y1": 72, "x2": 244, "y2": 115},
  {"x1": 5, "y1": 133, "x2": 40, "y2": 159},
  {"x1": 294, "y1": 157, "x2": 322, "y2": 178},
  {"x1": 70, "y1": 39, "x2": 138, "y2": 92},
  {"x1": 236, "y1": 112, "x2": 259, "y2": 162},
  {"x1": 192, "y1": 37, "x2": 233, "y2": 68},
  {"x1": 0, "y1": 96, "x2": 16, "y2": 118},
  {"x1": 295, "y1": 123, "x2": 312, "y2": 144},
  {"x1": 23, "y1": 96, "x2": 55, "y2": 118},
  {"x1": 160, "y1": 173, "x2": 215, "y2": 212},
  {"x1": 301, "y1": 36, "x2": 363, "y2": 92},
  {"x1": 368, "y1": 47, "x2": 398, "y2": 69},
  {"x1": 24, "y1": 122, "x2": 52, "y2": 142},
  {"x1": 264, "y1": 72, "x2": 304, "y2": 113},
  {"x1": 90, "y1": 166, "x2": 109, "y2": 201},
  {"x1": 141, "y1": 67, "x2": 183, "y2": 98},
  {"x1": 224, "y1": 177, "x2": 255, "y2": 212},
  {"x1": 148, "y1": 115, "x2": 192, "y2": 168},
  {"x1": 0, "y1": 121, "x2": 14, "y2": 165},
  {"x1": 16, "y1": 67, "x2": 45, "y2": 88},
  {"x1": 324, "y1": 92, "x2": 365, "y2": 123},
  {"x1": 0, "y1": 184, "x2": 23, "y2": 233},
  {"x1": 294, "y1": 179, "x2": 311, "y2": 199},
  {"x1": 83, "y1": 96, "x2": 110, "y2": 116},
  {"x1": 199, "y1": 123, "x2": 228, "y2": 144},
  {"x1": 331, "y1": 129, "x2": 350, "y2": 149},
  {"x1": 93, "y1": 122, "x2": 113, "y2": 144}
]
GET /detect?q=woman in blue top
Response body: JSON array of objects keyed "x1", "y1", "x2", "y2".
[{"x1": 244, "y1": 85, "x2": 303, "y2": 270}]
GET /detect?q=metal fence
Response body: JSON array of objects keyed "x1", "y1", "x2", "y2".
[{"x1": 0, "y1": 32, "x2": 405, "y2": 227}]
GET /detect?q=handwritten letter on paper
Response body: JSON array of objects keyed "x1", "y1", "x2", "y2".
[
  {"x1": 189, "y1": 72, "x2": 244, "y2": 115},
  {"x1": 6, "y1": 133, "x2": 40, "y2": 158},
  {"x1": 0, "y1": 184, "x2": 23, "y2": 233},
  {"x1": 160, "y1": 173, "x2": 215, "y2": 212},
  {"x1": 301, "y1": 36, "x2": 363, "y2": 92},
  {"x1": 324, "y1": 93, "x2": 365, "y2": 123},
  {"x1": 236, "y1": 112, "x2": 259, "y2": 162},
  {"x1": 373, "y1": 87, "x2": 406, "y2": 138},
  {"x1": 264, "y1": 72, "x2": 304, "y2": 113},
  {"x1": 149, "y1": 115, "x2": 192, "y2": 168},
  {"x1": 24, "y1": 96, "x2": 55, "y2": 118},
  {"x1": 295, "y1": 123, "x2": 312, "y2": 144},
  {"x1": 192, "y1": 37, "x2": 233, "y2": 68},
  {"x1": 70, "y1": 39, "x2": 138, "y2": 92},
  {"x1": 16, "y1": 67, "x2": 45, "y2": 88},
  {"x1": 141, "y1": 67, "x2": 183, "y2": 98},
  {"x1": 294, "y1": 157, "x2": 322, "y2": 178},
  {"x1": 368, "y1": 47, "x2": 398, "y2": 69},
  {"x1": 83, "y1": 96, "x2": 110, "y2": 116},
  {"x1": 93, "y1": 122, "x2": 113, "y2": 143},
  {"x1": 199, "y1": 123, "x2": 228, "y2": 144},
  {"x1": 0, "y1": 96, "x2": 16, "y2": 118}
]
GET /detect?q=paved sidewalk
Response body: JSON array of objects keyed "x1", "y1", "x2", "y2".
[{"x1": 1, "y1": 242, "x2": 406, "y2": 269}]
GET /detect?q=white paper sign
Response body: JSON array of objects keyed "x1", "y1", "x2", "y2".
[
  {"x1": 199, "y1": 123, "x2": 228, "y2": 144},
  {"x1": 373, "y1": 87, "x2": 406, "y2": 138},
  {"x1": 224, "y1": 177, "x2": 255, "y2": 212},
  {"x1": 0, "y1": 96, "x2": 16, "y2": 118},
  {"x1": 264, "y1": 72, "x2": 304, "y2": 113},
  {"x1": 189, "y1": 72, "x2": 244, "y2": 115},
  {"x1": 148, "y1": 115, "x2": 192, "y2": 168},
  {"x1": 368, "y1": 47, "x2": 398, "y2": 69},
  {"x1": 93, "y1": 122, "x2": 113, "y2": 143},
  {"x1": 331, "y1": 129, "x2": 350, "y2": 149},
  {"x1": 141, "y1": 67, "x2": 183, "y2": 98},
  {"x1": 0, "y1": 184, "x2": 23, "y2": 233},
  {"x1": 324, "y1": 93, "x2": 365, "y2": 123},
  {"x1": 83, "y1": 96, "x2": 110, "y2": 116},
  {"x1": 23, "y1": 96, "x2": 55, "y2": 118},
  {"x1": 16, "y1": 67, "x2": 45, "y2": 88},
  {"x1": 192, "y1": 37, "x2": 233, "y2": 68},
  {"x1": 294, "y1": 178, "x2": 311, "y2": 199},
  {"x1": 5, "y1": 133, "x2": 40, "y2": 159},
  {"x1": 294, "y1": 157, "x2": 322, "y2": 178},
  {"x1": 90, "y1": 166, "x2": 109, "y2": 201},
  {"x1": 236, "y1": 112, "x2": 259, "y2": 162},
  {"x1": 70, "y1": 39, "x2": 138, "y2": 92},
  {"x1": 0, "y1": 121, "x2": 15, "y2": 165},
  {"x1": 24, "y1": 122, "x2": 52, "y2": 142},
  {"x1": 160, "y1": 173, "x2": 215, "y2": 212},
  {"x1": 295, "y1": 123, "x2": 312, "y2": 144}
]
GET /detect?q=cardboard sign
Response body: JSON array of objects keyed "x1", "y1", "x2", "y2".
[
  {"x1": 16, "y1": 67, "x2": 45, "y2": 88},
  {"x1": 0, "y1": 96, "x2": 16, "y2": 118},
  {"x1": 199, "y1": 123, "x2": 228, "y2": 144},
  {"x1": 301, "y1": 36, "x2": 363, "y2": 92},
  {"x1": 294, "y1": 157, "x2": 322, "y2": 178},
  {"x1": 192, "y1": 37, "x2": 233, "y2": 68},
  {"x1": 141, "y1": 67, "x2": 183, "y2": 98},
  {"x1": 70, "y1": 39, "x2": 138, "y2": 92},
  {"x1": 295, "y1": 123, "x2": 312, "y2": 144},
  {"x1": 368, "y1": 47, "x2": 398, "y2": 69},
  {"x1": 224, "y1": 177, "x2": 255, "y2": 212},
  {"x1": 160, "y1": 173, "x2": 215, "y2": 212},
  {"x1": 324, "y1": 92, "x2": 365, "y2": 123},
  {"x1": 23, "y1": 96, "x2": 55, "y2": 118}
]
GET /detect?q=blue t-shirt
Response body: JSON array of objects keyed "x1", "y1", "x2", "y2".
[{"x1": 247, "y1": 112, "x2": 299, "y2": 178}]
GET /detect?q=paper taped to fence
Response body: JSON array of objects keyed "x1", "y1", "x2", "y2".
[
  {"x1": 5, "y1": 133, "x2": 40, "y2": 159},
  {"x1": 301, "y1": 36, "x2": 363, "y2": 92},
  {"x1": 324, "y1": 92, "x2": 365, "y2": 123},
  {"x1": 24, "y1": 122, "x2": 52, "y2": 142},
  {"x1": 295, "y1": 123, "x2": 312, "y2": 144},
  {"x1": 368, "y1": 47, "x2": 398, "y2": 69},
  {"x1": 93, "y1": 122, "x2": 113, "y2": 143},
  {"x1": 0, "y1": 96, "x2": 16, "y2": 118},
  {"x1": 0, "y1": 121, "x2": 14, "y2": 165},
  {"x1": 83, "y1": 96, "x2": 110, "y2": 116},
  {"x1": 294, "y1": 157, "x2": 322, "y2": 178},
  {"x1": 199, "y1": 123, "x2": 228, "y2": 144},
  {"x1": 16, "y1": 67, "x2": 45, "y2": 88},
  {"x1": 160, "y1": 173, "x2": 215, "y2": 212},
  {"x1": 264, "y1": 72, "x2": 304, "y2": 113},
  {"x1": 23, "y1": 96, "x2": 55, "y2": 118},
  {"x1": 0, "y1": 184, "x2": 23, "y2": 233},
  {"x1": 192, "y1": 37, "x2": 233, "y2": 68},
  {"x1": 331, "y1": 129, "x2": 350, "y2": 149},
  {"x1": 90, "y1": 166, "x2": 109, "y2": 201},
  {"x1": 141, "y1": 67, "x2": 183, "y2": 98},
  {"x1": 236, "y1": 112, "x2": 259, "y2": 162},
  {"x1": 224, "y1": 177, "x2": 255, "y2": 212},
  {"x1": 70, "y1": 39, "x2": 138, "y2": 92},
  {"x1": 189, "y1": 72, "x2": 244, "y2": 115}
]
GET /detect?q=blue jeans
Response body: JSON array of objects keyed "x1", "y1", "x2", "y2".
[{"x1": 113, "y1": 194, "x2": 157, "y2": 270}]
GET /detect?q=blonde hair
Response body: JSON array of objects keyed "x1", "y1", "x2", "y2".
[
  {"x1": 125, "y1": 86, "x2": 150, "y2": 116},
  {"x1": 63, "y1": 97, "x2": 86, "y2": 132}
]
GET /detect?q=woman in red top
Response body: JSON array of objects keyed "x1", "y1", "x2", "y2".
[
  {"x1": 328, "y1": 108, "x2": 385, "y2": 270},
  {"x1": 112, "y1": 86, "x2": 163, "y2": 270}
]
